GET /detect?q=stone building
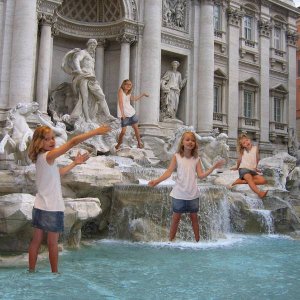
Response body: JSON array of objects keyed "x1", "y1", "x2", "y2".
[
  {"x1": 297, "y1": 8, "x2": 300, "y2": 142},
  {"x1": 0, "y1": 0, "x2": 299, "y2": 157}
]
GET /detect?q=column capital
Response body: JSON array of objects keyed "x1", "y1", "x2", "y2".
[
  {"x1": 97, "y1": 38, "x2": 107, "y2": 48},
  {"x1": 38, "y1": 12, "x2": 56, "y2": 26},
  {"x1": 258, "y1": 19, "x2": 272, "y2": 38},
  {"x1": 226, "y1": 7, "x2": 244, "y2": 27},
  {"x1": 116, "y1": 33, "x2": 137, "y2": 44},
  {"x1": 286, "y1": 30, "x2": 297, "y2": 47}
]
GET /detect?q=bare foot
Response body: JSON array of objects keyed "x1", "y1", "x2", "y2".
[
  {"x1": 258, "y1": 190, "x2": 268, "y2": 199},
  {"x1": 137, "y1": 143, "x2": 144, "y2": 149}
]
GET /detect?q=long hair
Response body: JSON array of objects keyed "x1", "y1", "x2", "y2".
[
  {"x1": 120, "y1": 79, "x2": 133, "y2": 95},
  {"x1": 28, "y1": 126, "x2": 52, "y2": 163},
  {"x1": 237, "y1": 133, "x2": 250, "y2": 155},
  {"x1": 176, "y1": 131, "x2": 199, "y2": 158}
]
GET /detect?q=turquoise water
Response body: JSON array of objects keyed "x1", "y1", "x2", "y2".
[{"x1": 1, "y1": 234, "x2": 300, "y2": 300}]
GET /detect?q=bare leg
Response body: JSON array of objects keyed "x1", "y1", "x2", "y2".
[
  {"x1": 132, "y1": 123, "x2": 143, "y2": 148},
  {"x1": 28, "y1": 228, "x2": 44, "y2": 272},
  {"x1": 47, "y1": 232, "x2": 60, "y2": 273},
  {"x1": 169, "y1": 213, "x2": 181, "y2": 241},
  {"x1": 115, "y1": 127, "x2": 127, "y2": 150},
  {"x1": 243, "y1": 174, "x2": 268, "y2": 198},
  {"x1": 229, "y1": 175, "x2": 267, "y2": 188},
  {"x1": 189, "y1": 213, "x2": 200, "y2": 242},
  {"x1": 79, "y1": 80, "x2": 91, "y2": 122},
  {"x1": 229, "y1": 178, "x2": 247, "y2": 188}
]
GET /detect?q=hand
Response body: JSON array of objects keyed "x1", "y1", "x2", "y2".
[
  {"x1": 148, "y1": 180, "x2": 158, "y2": 187},
  {"x1": 143, "y1": 93, "x2": 149, "y2": 97},
  {"x1": 213, "y1": 159, "x2": 226, "y2": 169},
  {"x1": 74, "y1": 151, "x2": 89, "y2": 165},
  {"x1": 96, "y1": 124, "x2": 111, "y2": 135}
]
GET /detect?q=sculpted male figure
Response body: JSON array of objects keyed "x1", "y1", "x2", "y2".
[
  {"x1": 160, "y1": 60, "x2": 187, "y2": 120},
  {"x1": 62, "y1": 39, "x2": 114, "y2": 123}
]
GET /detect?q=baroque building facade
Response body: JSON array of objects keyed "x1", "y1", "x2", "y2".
[{"x1": 0, "y1": 0, "x2": 298, "y2": 157}]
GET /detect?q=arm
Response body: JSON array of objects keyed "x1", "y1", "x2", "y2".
[
  {"x1": 197, "y1": 159, "x2": 225, "y2": 179},
  {"x1": 46, "y1": 125, "x2": 110, "y2": 164},
  {"x1": 59, "y1": 151, "x2": 89, "y2": 176},
  {"x1": 118, "y1": 89, "x2": 125, "y2": 119},
  {"x1": 130, "y1": 93, "x2": 149, "y2": 102},
  {"x1": 148, "y1": 155, "x2": 177, "y2": 187},
  {"x1": 230, "y1": 155, "x2": 242, "y2": 171}
]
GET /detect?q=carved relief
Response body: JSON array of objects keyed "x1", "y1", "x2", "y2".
[{"x1": 162, "y1": 0, "x2": 188, "y2": 32}]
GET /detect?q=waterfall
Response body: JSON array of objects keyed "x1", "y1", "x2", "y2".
[{"x1": 109, "y1": 183, "x2": 231, "y2": 242}]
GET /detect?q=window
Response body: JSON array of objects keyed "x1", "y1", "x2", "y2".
[
  {"x1": 297, "y1": 60, "x2": 300, "y2": 77},
  {"x1": 274, "y1": 27, "x2": 281, "y2": 50},
  {"x1": 244, "y1": 15, "x2": 253, "y2": 40},
  {"x1": 214, "y1": 85, "x2": 221, "y2": 112},
  {"x1": 274, "y1": 97, "x2": 282, "y2": 123},
  {"x1": 214, "y1": 5, "x2": 221, "y2": 30},
  {"x1": 244, "y1": 90, "x2": 253, "y2": 118}
]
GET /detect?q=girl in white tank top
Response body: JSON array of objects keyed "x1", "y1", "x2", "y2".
[
  {"x1": 229, "y1": 133, "x2": 268, "y2": 199},
  {"x1": 148, "y1": 131, "x2": 224, "y2": 242}
]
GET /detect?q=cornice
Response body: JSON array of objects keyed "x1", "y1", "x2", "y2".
[
  {"x1": 161, "y1": 32, "x2": 193, "y2": 49},
  {"x1": 54, "y1": 14, "x2": 144, "y2": 40},
  {"x1": 37, "y1": 0, "x2": 62, "y2": 15}
]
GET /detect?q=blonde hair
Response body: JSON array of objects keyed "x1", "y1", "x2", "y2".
[
  {"x1": 176, "y1": 131, "x2": 199, "y2": 158},
  {"x1": 120, "y1": 79, "x2": 133, "y2": 95},
  {"x1": 28, "y1": 126, "x2": 52, "y2": 163},
  {"x1": 237, "y1": 133, "x2": 250, "y2": 155}
]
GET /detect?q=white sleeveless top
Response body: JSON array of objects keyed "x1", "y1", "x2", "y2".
[
  {"x1": 239, "y1": 145, "x2": 257, "y2": 170},
  {"x1": 34, "y1": 152, "x2": 65, "y2": 212},
  {"x1": 117, "y1": 90, "x2": 136, "y2": 118},
  {"x1": 170, "y1": 153, "x2": 200, "y2": 200}
]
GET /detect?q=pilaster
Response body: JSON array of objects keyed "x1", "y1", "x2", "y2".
[{"x1": 227, "y1": 7, "x2": 243, "y2": 141}]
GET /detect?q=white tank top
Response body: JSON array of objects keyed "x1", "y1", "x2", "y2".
[
  {"x1": 34, "y1": 152, "x2": 65, "y2": 212},
  {"x1": 117, "y1": 90, "x2": 136, "y2": 118},
  {"x1": 170, "y1": 153, "x2": 200, "y2": 200},
  {"x1": 239, "y1": 145, "x2": 257, "y2": 170}
]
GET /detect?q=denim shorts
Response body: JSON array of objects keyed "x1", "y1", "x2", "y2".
[
  {"x1": 172, "y1": 197, "x2": 199, "y2": 213},
  {"x1": 239, "y1": 168, "x2": 258, "y2": 180},
  {"x1": 32, "y1": 207, "x2": 64, "y2": 233},
  {"x1": 121, "y1": 114, "x2": 138, "y2": 127}
]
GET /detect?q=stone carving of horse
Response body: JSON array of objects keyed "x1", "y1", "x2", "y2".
[{"x1": 0, "y1": 102, "x2": 39, "y2": 165}]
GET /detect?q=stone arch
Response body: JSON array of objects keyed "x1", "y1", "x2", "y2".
[{"x1": 57, "y1": 0, "x2": 137, "y2": 23}]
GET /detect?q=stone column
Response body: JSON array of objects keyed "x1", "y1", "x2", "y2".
[
  {"x1": 0, "y1": 0, "x2": 14, "y2": 110},
  {"x1": 287, "y1": 29, "x2": 297, "y2": 130},
  {"x1": 8, "y1": 0, "x2": 38, "y2": 107},
  {"x1": 191, "y1": 0, "x2": 201, "y2": 127},
  {"x1": 117, "y1": 33, "x2": 135, "y2": 86},
  {"x1": 139, "y1": 0, "x2": 162, "y2": 127},
  {"x1": 95, "y1": 39, "x2": 106, "y2": 88},
  {"x1": 197, "y1": 0, "x2": 214, "y2": 134},
  {"x1": 227, "y1": 8, "x2": 243, "y2": 141},
  {"x1": 259, "y1": 20, "x2": 271, "y2": 143},
  {"x1": 36, "y1": 14, "x2": 54, "y2": 113}
]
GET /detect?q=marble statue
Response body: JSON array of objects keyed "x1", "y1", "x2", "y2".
[
  {"x1": 34, "y1": 110, "x2": 68, "y2": 147},
  {"x1": 61, "y1": 39, "x2": 115, "y2": 124},
  {"x1": 160, "y1": 60, "x2": 187, "y2": 121},
  {"x1": 0, "y1": 102, "x2": 39, "y2": 164}
]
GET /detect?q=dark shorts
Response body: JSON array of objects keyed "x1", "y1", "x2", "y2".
[
  {"x1": 239, "y1": 168, "x2": 258, "y2": 180},
  {"x1": 172, "y1": 197, "x2": 199, "y2": 213},
  {"x1": 121, "y1": 114, "x2": 138, "y2": 127},
  {"x1": 32, "y1": 207, "x2": 64, "y2": 233}
]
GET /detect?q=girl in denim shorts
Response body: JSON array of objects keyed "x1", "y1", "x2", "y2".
[
  {"x1": 229, "y1": 133, "x2": 268, "y2": 198},
  {"x1": 148, "y1": 131, "x2": 225, "y2": 242},
  {"x1": 115, "y1": 79, "x2": 149, "y2": 150},
  {"x1": 27, "y1": 124, "x2": 111, "y2": 273}
]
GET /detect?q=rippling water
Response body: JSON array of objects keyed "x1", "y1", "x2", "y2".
[{"x1": 1, "y1": 234, "x2": 300, "y2": 300}]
